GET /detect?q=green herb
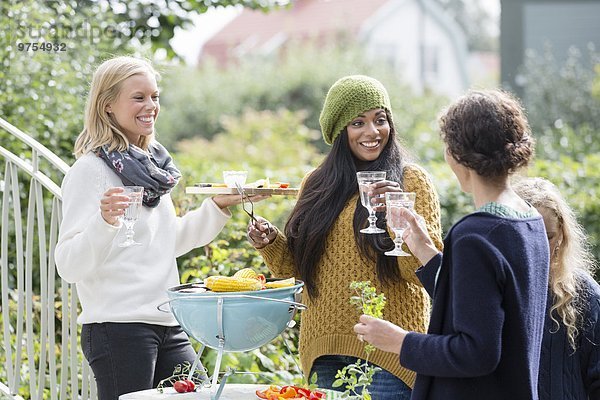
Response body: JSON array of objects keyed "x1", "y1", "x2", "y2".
[
  {"x1": 308, "y1": 371, "x2": 319, "y2": 391},
  {"x1": 332, "y1": 281, "x2": 386, "y2": 399},
  {"x1": 349, "y1": 281, "x2": 386, "y2": 356}
]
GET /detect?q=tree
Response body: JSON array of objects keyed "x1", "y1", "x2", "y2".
[
  {"x1": 0, "y1": 0, "x2": 147, "y2": 164},
  {"x1": 0, "y1": 0, "x2": 286, "y2": 163},
  {"x1": 81, "y1": 0, "x2": 289, "y2": 59}
]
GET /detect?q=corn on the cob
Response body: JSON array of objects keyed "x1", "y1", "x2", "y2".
[
  {"x1": 233, "y1": 268, "x2": 257, "y2": 279},
  {"x1": 265, "y1": 277, "x2": 296, "y2": 289},
  {"x1": 205, "y1": 276, "x2": 263, "y2": 292}
]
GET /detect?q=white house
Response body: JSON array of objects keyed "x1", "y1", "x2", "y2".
[
  {"x1": 360, "y1": 0, "x2": 469, "y2": 97},
  {"x1": 200, "y1": 0, "x2": 470, "y2": 98}
]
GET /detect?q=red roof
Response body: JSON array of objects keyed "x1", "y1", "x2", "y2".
[{"x1": 200, "y1": 0, "x2": 390, "y2": 65}]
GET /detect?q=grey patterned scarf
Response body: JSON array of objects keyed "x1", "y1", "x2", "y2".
[{"x1": 96, "y1": 142, "x2": 181, "y2": 208}]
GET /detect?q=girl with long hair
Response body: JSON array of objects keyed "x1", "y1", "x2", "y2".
[
  {"x1": 514, "y1": 177, "x2": 600, "y2": 399},
  {"x1": 248, "y1": 75, "x2": 443, "y2": 399}
]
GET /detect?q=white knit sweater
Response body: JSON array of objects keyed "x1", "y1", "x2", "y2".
[{"x1": 55, "y1": 152, "x2": 230, "y2": 325}]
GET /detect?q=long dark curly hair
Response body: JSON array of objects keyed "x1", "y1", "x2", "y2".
[{"x1": 284, "y1": 116, "x2": 409, "y2": 297}]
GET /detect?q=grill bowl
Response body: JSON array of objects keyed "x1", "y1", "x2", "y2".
[{"x1": 166, "y1": 280, "x2": 304, "y2": 352}]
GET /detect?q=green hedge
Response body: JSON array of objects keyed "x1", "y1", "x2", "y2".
[{"x1": 426, "y1": 155, "x2": 600, "y2": 281}]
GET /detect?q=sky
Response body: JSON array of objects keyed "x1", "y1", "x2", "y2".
[
  {"x1": 170, "y1": 6, "x2": 241, "y2": 65},
  {"x1": 171, "y1": 0, "x2": 501, "y2": 66}
]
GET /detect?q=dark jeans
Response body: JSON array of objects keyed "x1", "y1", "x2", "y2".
[
  {"x1": 81, "y1": 322, "x2": 196, "y2": 400},
  {"x1": 310, "y1": 355, "x2": 412, "y2": 400}
]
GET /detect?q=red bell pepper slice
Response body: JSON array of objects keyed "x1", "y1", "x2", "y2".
[{"x1": 295, "y1": 388, "x2": 311, "y2": 397}]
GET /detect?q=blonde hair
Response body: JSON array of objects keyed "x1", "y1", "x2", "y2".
[
  {"x1": 513, "y1": 177, "x2": 598, "y2": 350},
  {"x1": 74, "y1": 56, "x2": 159, "y2": 158}
]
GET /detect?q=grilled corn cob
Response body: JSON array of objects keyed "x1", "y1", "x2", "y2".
[
  {"x1": 265, "y1": 277, "x2": 296, "y2": 289},
  {"x1": 233, "y1": 268, "x2": 257, "y2": 279},
  {"x1": 205, "y1": 276, "x2": 263, "y2": 292}
]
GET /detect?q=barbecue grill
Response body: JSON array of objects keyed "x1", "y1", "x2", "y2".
[{"x1": 159, "y1": 279, "x2": 306, "y2": 400}]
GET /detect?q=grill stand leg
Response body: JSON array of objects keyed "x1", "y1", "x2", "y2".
[
  {"x1": 210, "y1": 296, "x2": 228, "y2": 400},
  {"x1": 188, "y1": 344, "x2": 210, "y2": 385},
  {"x1": 281, "y1": 323, "x2": 303, "y2": 376}
]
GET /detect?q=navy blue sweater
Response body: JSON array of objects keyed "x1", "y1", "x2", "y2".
[
  {"x1": 538, "y1": 272, "x2": 600, "y2": 400},
  {"x1": 400, "y1": 212, "x2": 550, "y2": 400}
]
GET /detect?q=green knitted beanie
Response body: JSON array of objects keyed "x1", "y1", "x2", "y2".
[{"x1": 319, "y1": 75, "x2": 393, "y2": 145}]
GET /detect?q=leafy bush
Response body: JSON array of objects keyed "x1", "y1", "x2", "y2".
[
  {"x1": 529, "y1": 154, "x2": 600, "y2": 277},
  {"x1": 521, "y1": 45, "x2": 600, "y2": 160},
  {"x1": 426, "y1": 154, "x2": 600, "y2": 282},
  {"x1": 156, "y1": 40, "x2": 449, "y2": 161},
  {"x1": 518, "y1": 44, "x2": 600, "y2": 279},
  {"x1": 171, "y1": 108, "x2": 321, "y2": 229}
]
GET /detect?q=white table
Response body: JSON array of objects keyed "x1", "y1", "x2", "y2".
[
  {"x1": 119, "y1": 384, "x2": 264, "y2": 399},
  {"x1": 119, "y1": 384, "x2": 340, "y2": 399}
]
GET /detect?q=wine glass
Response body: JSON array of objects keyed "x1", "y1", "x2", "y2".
[
  {"x1": 357, "y1": 171, "x2": 387, "y2": 234},
  {"x1": 118, "y1": 186, "x2": 144, "y2": 247},
  {"x1": 384, "y1": 192, "x2": 416, "y2": 256}
]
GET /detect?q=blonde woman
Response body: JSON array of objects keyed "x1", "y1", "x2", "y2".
[
  {"x1": 55, "y1": 56, "x2": 264, "y2": 399},
  {"x1": 514, "y1": 177, "x2": 600, "y2": 400}
]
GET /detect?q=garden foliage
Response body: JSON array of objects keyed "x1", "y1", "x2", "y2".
[
  {"x1": 1, "y1": 1, "x2": 599, "y2": 394},
  {"x1": 155, "y1": 40, "x2": 449, "y2": 159},
  {"x1": 522, "y1": 45, "x2": 600, "y2": 161}
]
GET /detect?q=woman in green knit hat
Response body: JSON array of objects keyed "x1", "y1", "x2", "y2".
[{"x1": 247, "y1": 75, "x2": 443, "y2": 399}]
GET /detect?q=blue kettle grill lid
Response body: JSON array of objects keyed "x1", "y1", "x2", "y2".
[{"x1": 166, "y1": 279, "x2": 305, "y2": 352}]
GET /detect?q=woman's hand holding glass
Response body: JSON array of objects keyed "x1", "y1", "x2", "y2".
[
  {"x1": 369, "y1": 180, "x2": 403, "y2": 213},
  {"x1": 100, "y1": 187, "x2": 131, "y2": 226},
  {"x1": 397, "y1": 207, "x2": 439, "y2": 266},
  {"x1": 99, "y1": 186, "x2": 144, "y2": 247},
  {"x1": 385, "y1": 192, "x2": 416, "y2": 256},
  {"x1": 117, "y1": 186, "x2": 144, "y2": 247},
  {"x1": 357, "y1": 171, "x2": 393, "y2": 234}
]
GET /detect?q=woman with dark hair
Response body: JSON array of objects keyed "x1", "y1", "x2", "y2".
[
  {"x1": 354, "y1": 89, "x2": 550, "y2": 400},
  {"x1": 247, "y1": 75, "x2": 443, "y2": 399}
]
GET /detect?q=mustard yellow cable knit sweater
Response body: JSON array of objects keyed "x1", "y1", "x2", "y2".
[{"x1": 260, "y1": 164, "x2": 443, "y2": 388}]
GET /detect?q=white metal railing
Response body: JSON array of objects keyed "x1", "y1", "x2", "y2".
[{"x1": 0, "y1": 117, "x2": 96, "y2": 400}]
